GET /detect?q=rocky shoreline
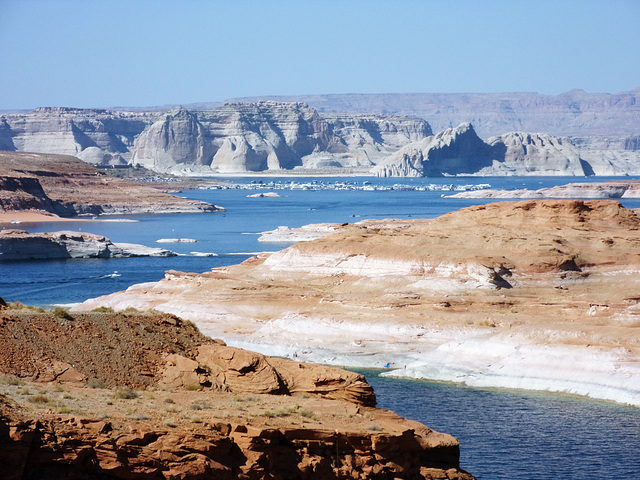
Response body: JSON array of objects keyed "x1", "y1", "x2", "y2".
[
  {"x1": 0, "y1": 229, "x2": 176, "y2": 261},
  {"x1": 75, "y1": 200, "x2": 640, "y2": 407},
  {"x1": 0, "y1": 304, "x2": 475, "y2": 479},
  {"x1": 0, "y1": 151, "x2": 222, "y2": 218},
  {"x1": 446, "y1": 180, "x2": 640, "y2": 199}
]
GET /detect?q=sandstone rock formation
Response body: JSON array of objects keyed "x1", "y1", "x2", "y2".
[
  {"x1": 0, "y1": 229, "x2": 176, "y2": 261},
  {"x1": 0, "y1": 151, "x2": 220, "y2": 216},
  {"x1": 3, "y1": 95, "x2": 639, "y2": 175},
  {"x1": 1, "y1": 102, "x2": 432, "y2": 175},
  {"x1": 75, "y1": 200, "x2": 640, "y2": 406},
  {"x1": 0, "y1": 306, "x2": 474, "y2": 479},
  {"x1": 3, "y1": 94, "x2": 638, "y2": 176},
  {"x1": 0, "y1": 107, "x2": 159, "y2": 165},
  {"x1": 374, "y1": 123, "x2": 494, "y2": 177},
  {"x1": 446, "y1": 180, "x2": 640, "y2": 199},
  {"x1": 374, "y1": 123, "x2": 599, "y2": 177}
]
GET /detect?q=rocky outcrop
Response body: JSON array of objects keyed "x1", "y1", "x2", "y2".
[
  {"x1": 0, "y1": 176, "x2": 73, "y2": 215},
  {"x1": 132, "y1": 103, "x2": 433, "y2": 173},
  {"x1": 483, "y1": 131, "x2": 586, "y2": 175},
  {"x1": 446, "y1": 180, "x2": 640, "y2": 199},
  {"x1": 0, "y1": 151, "x2": 221, "y2": 216},
  {"x1": 0, "y1": 229, "x2": 176, "y2": 261},
  {"x1": 374, "y1": 123, "x2": 589, "y2": 177},
  {"x1": 0, "y1": 408, "x2": 471, "y2": 480},
  {"x1": 75, "y1": 200, "x2": 640, "y2": 406},
  {"x1": 0, "y1": 107, "x2": 159, "y2": 165},
  {"x1": 0, "y1": 307, "x2": 474, "y2": 479}
]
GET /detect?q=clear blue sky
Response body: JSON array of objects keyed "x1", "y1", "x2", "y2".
[{"x1": 1, "y1": 0, "x2": 638, "y2": 109}]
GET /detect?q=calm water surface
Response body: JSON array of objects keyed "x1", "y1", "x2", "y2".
[
  {"x1": 3, "y1": 176, "x2": 640, "y2": 479},
  {"x1": 362, "y1": 370, "x2": 640, "y2": 480}
]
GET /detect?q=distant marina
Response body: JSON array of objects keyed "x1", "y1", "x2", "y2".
[{"x1": 205, "y1": 179, "x2": 493, "y2": 192}]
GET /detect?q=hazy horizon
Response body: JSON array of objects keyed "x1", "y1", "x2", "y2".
[{"x1": 1, "y1": 0, "x2": 639, "y2": 110}]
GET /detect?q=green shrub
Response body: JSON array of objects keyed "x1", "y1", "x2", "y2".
[
  {"x1": 91, "y1": 306, "x2": 114, "y2": 313},
  {"x1": 0, "y1": 375, "x2": 25, "y2": 386},
  {"x1": 114, "y1": 387, "x2": 138, "y2": 399},
  {"x1": 53, "y1": 307, "x2": 74, "y2": 321},
  {"x1": 184, "y1": 383, "x2": 203, "y2": 391},
  {"x1": 86, "y1": 377, "x2": 106, "y2": 389},
  {"x1": 298, "y1": 408, "x2": 316, "y2": 420},
  {"x1": 28, "y1": 394, "x2": 50, "y2": 404}
]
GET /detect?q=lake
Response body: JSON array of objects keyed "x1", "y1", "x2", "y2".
[{"x1": 3, "y1": 175, "x2": 640, "y2": 479}]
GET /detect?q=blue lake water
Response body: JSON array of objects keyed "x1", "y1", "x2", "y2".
[{"x1": 3, "y1": 175, "x2": 640, "y2": 479}]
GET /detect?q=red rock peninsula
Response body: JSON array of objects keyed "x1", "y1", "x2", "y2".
[{"x1": 0, "y1": 151, "x2": 221, "y2": 219}]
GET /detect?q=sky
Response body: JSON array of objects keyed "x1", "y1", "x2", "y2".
[{"x1": 0, "y1": 0, "x2": 639, "y2": 110}]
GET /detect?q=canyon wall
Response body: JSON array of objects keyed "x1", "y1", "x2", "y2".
[
  {"x1": 372, "y1": 123, "x2": 622, "y2": 177},
  {"x1": 2, "y1": 94, "x2": 638, "y2": 176},
  {"x1": 1, "y1": 103, "x2": 433, "y2": 174}
]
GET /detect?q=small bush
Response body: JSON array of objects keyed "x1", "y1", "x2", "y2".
[
  {"x1": 53, "y1": 307, "x2": 74, "y2": 321},
  {"x1": 114, "y1": 387, "x2": 138, "y2": 399},
  {"x1": 86, "y1": 378, "x2": 106, "y2": 389},
  {"x1": 163, "y1": 418, "x2": 177, "y2": 428},
  {"x1": 28, "y1": 394, "x2": 50, "y2": 404},
  {"x1": 57, "y1": 406, "x2": 73, "y2": 414},
  {"x1": 91, "y1": 306, "x2": 114, "y2": 313},
  {"x1": 190, "y1": 401, "x2": 212, "y2": 411},
  {"x1": 163, "y1": 397, "x2": 175, "y2": 404},
  {"x1": 0, "y1": 376, "x2": 25, "y2": 386},
  {"x1": 233, "y1": 394, "x2": 257, "y2": 403},
  {"x1": 184, "y1": 383, "x2": 203, "y2": 391},
  {"x1": 298, "y1": 409, "x2": 316, "y2": 420}
]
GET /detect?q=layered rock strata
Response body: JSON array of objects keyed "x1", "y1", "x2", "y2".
[
  {"x1": 446, "y1": 180, "x2": 640, "y2": 199},
  {"x1": 76, "y1": 200, "x2": 640, "y2": 405},
  {"x1": 0, "y1": 151, "x2": 220, "y2": 216},
  {"x1": 1, "y1": 102, "x2": 432, "y2": 174},
  {"x1": 0, "y1": 307, "x2": 474, "y2": 479},
  {"x1": 373, "y1": 123, "x2": 621, "y2": 177},
  {"x1": 0, "y1": 229, "x2": 176, "y2": 261},
  {"x1": 3, "y1": 97, "x2": 639, "y2": 175}
]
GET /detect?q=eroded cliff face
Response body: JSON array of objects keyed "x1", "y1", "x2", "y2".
[
  {"x1": 0, "y1": 107, "x2": 159, "y2": 165},
  {"x1": 0, "y1": 151, "x2": 220, "y2": 216},
  {"x1": 373, "y1": 123, "x2": 628, "y2": 177},
  {"x1": 1, "y1": 103, "x2": 432, "y2": 174},
  {"x1": 132, "y1": 102, "x2": 434, "y2": 173},
  {"x1": 3, "y1": 99, "x2": 637, "y2": 176}
]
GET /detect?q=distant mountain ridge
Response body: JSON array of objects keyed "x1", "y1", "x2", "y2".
[{"x1": 221, "y1": 89, "x2": 640, "y2": 139}]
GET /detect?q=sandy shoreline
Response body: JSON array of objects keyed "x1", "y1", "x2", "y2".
[{"x1": 0, "y1": 211, "x2": 88, "y2": 225}]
